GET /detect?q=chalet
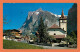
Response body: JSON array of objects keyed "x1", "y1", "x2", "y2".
[
  {"x1": 11, "y1": 29, "x2": 22, "y2": 39},
  {"x1": 3, "y1": 29, "x2": 22, "y2": 39}
]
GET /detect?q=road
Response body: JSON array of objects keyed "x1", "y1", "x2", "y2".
[{"x1": 29, "y1": 44, "x2": 76, "y2": 49}]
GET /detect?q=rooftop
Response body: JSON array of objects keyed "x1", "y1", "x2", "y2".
[
  {"x1": 49, "y1": 24, "x2": 60, "y2": 29},
  {"x1": 59, "y1": 9, "x2": 67, "y2": 19}
]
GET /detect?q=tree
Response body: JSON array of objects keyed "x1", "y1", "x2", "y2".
[
  {"x1": 70, "y1": 31, "x2": 77, "y2": 44},
  {"x1": 48, "y1": 36, "x2": 56, "y2": 44},
  {"x1": 3, "y1": 16, "x2": 8, "y2": 24},
  {"x1": 38, "y1": 16, "x2": 49, "y2": 43},
  {"x1": 64, "y1": 31, "x2": 77, "y2": 47},
  {"x1": 3, "y1": 16, "x2": 11, "y2": 24}
]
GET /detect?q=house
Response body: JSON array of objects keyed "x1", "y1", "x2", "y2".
[
  {"x1": 48, "y1": 9, "x2": 67, "y2": 40},
  {"x1": 3, "y1": 29, "x2": 22, "y2": 39},
  {"x1": 11, "y1": 29, "x2": 22, "y2": 39},
  {"x1": 3, "y1": 33, "x2": 8, "y2": 39}
]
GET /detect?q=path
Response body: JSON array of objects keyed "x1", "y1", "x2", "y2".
[
  {"x1": 11, "y1": 39, "x2": 76, "y2": 49},
  {"x1": 29, "y1": 43, "x2": 76, "y2": 49}
]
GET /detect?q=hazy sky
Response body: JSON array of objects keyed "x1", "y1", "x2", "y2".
[{"x1": 3, "y1": 3, "x2": 74, "y2": 30}]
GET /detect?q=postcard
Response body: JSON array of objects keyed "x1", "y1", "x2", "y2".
[{"x1": 0, "y1": 0, "x2": 79, "y2": 52}]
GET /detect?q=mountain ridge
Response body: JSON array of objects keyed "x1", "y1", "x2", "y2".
[{"x1": 20, "y1": 8, "x2": 66, "y2": 35}]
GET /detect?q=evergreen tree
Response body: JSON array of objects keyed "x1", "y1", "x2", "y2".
[{"x1": 38, "y1": 16, "x2": 49, "y2": 43}]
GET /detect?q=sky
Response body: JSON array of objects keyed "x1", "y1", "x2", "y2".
[{"x1": 3, "y1": 3, "x2": 74, "y2": 30}]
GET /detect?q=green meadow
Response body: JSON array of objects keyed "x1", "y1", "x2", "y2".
[{"x1": 3, "y1": 40, "x2": 43, "y2": 49}]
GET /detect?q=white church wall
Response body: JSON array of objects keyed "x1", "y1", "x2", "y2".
[{"x1": 48, "y1": 29, "x2": 66, "y2": 35}]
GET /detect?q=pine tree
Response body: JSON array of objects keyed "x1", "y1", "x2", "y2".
[{"x1": 38, "y1": 16, "x2": 49, "y2": 43}]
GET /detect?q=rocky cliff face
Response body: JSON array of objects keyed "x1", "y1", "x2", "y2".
[
  {"x1": 67, "y1": 3, "x2": 77, "y2": 34},
  {"x1": 20, "y1": 8, "x2": 61, "y2": 35}
]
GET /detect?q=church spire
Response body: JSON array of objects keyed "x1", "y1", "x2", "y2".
[{"x1": 61, "y1": 9, "x2": 64, "y2": 18}]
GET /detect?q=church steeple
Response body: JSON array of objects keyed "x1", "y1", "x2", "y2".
[
  {"x1": 59, "y1": 9, "x2": 67, "y2": 32},
  {"x1": 61, "y1": 9, "x2": 64, "y2": 18}
]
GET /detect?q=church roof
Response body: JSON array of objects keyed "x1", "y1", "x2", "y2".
[
  {"x1": 48, "y1": 24, "x2": 66, "y2": 32},
  {"x1": 49, "y1": 24, "x2": 60, "y2": 29},
  {"x1": 59, "y1": 9, "x2": 67, "y2": 19},
  {"x1": 61, "y1": 9, "x2": 64, "y2": 18}
]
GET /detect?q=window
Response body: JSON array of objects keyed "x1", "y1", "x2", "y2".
[{"x1": 54, "y1": 33, "x2": 56, "y2": 35}]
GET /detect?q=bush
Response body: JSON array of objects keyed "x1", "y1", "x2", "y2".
[{"x1": 64, "y1": 31, "x2": 77, "y2": 46}]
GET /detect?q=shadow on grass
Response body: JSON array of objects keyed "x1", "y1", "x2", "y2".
[{"x1": 56, "y1": 44, "x2": 67, "y2": 47}]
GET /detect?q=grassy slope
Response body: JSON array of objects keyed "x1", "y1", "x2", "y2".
[{"x1": 3, "y1": 40, "x2": 43, "y2": 49}]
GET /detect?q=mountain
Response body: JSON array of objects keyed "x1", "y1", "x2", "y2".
[
  {"x1": 67, "y1": 3, "x2": 77, "y2": 34},
  {"x1": 20, "y1": 8, "x2": 61, "y2": 35}
]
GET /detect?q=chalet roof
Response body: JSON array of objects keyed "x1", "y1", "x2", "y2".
[
  {"x1": 50, "y1": 35, "x2": 65, "y2": 38},
  {"x1": 6, "y1": 29, "x2": 20, "y2": 32},
  {"x1": 11, "y1": 29, "x2": 20, "y2": 32},
  {"x1": 49, "y1": 24, "x2": 60, "y2": 29}
]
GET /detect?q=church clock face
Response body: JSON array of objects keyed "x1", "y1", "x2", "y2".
[{"x1": 60, "y1": 20, "x2": 62, "y2": 22}]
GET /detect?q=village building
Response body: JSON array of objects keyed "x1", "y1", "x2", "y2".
[
  {"x1": 48, "y1": 9, "x2": 67, "y2": 40},
  {"x1": 11, "y1": 29, "x2": 22, "y2": 39},
  {"x1": 3, "y1": 29, "x2": 22, "y2": 39},
  {"x1": 3, "y1": 33, "x2": 8, "y2": 39}
]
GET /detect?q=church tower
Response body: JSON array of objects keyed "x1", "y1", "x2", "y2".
[{"x1": 59, "y1": 9, "x2": 67, "y2": 32}]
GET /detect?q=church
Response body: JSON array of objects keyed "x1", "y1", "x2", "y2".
[{"x1": 48, "y1": 9, "x2": 67, "y2": 39}]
